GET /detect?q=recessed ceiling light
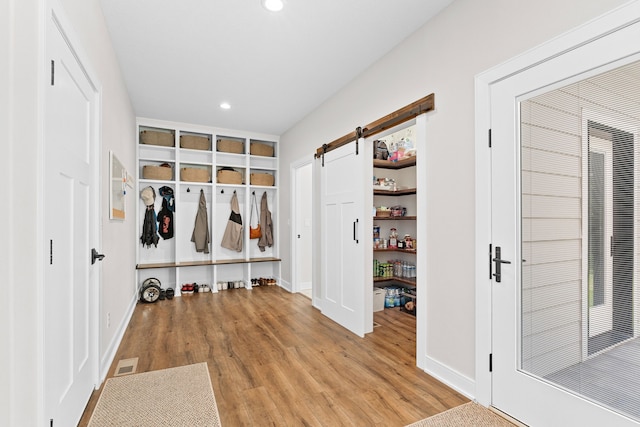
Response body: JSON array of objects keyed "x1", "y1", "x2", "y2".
[
  {"x1": 262, "y1": 0, "x2": 283, "y2": 12},
  {"x1": 220, "y1": 102, "x2": 231, "y2": 110}
]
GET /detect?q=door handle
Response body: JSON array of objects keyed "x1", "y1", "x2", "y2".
[
  {"x1": 91, "y1": 248, "x2": 105, "y2": 265},
  {"x1": 353, "y1": 219, "x2": 359, "y2": 244},
  {"x1": 492, "y1": 246, "x2": 511, "y2": 283}
]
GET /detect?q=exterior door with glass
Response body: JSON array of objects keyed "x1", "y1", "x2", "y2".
[{"x1": 490, "y1": 16, "x2": 640, "y2": 426}]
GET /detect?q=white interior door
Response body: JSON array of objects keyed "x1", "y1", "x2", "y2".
[
  {"x1": 294, "y1": 161, "x2": 313, "y2": 292},
  {"x1": 44, "y1": 12, "x2": 99, "y2": 427},
  {"x1": 490, "y1": 16, "x2": 640, "y2": 426},
  {"x1": 319, "y1": 142, "x2": 369, "y2": 337}
]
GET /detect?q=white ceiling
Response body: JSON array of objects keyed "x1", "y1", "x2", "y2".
[{"x1": 99, "y1": 0, "x2": 453, "y2": 135}]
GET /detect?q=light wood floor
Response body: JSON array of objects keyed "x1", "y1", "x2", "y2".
[{"x1": 78, "y1": 286, "x2": 468, "y2": 426}]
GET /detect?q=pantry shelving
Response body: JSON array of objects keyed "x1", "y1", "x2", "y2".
[{"x1": 372, "y1": 126, "x2": 417, "y2": 316}]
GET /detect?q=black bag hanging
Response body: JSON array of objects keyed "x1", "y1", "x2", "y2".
[
  {"x1": 141, "y1": 205, "x2": 159, "y2": 248},
  {"x1": 157, "y1": 197, "x2": 174, "y2": 239}
]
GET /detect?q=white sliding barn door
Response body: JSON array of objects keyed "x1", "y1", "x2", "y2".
[{"x1": 319, "y1": 142, "x2": 368, "y2": 337}]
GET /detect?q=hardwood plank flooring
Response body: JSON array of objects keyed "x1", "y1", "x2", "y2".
[{"x1": 78, "y1": 286, "x2": 468, "y2": 426}]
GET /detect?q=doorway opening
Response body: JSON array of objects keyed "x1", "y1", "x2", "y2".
[
  {"x1": 585, "y1": 120, "x2": 634, "y2": 355},
  {"x1": 291, "y1": 159, "x2": 313, "y2": 300}
]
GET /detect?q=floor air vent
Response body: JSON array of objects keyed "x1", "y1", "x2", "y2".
[{"x1": 114, "y1": 357, "x2": 138, "y2": 377}]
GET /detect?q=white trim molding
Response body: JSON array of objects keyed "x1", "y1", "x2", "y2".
[{"x1": 423, "y1": 356, "x2": 475, "y2": 400}]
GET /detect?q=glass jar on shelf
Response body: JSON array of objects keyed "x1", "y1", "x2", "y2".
[{"x1": 389, "y1": 228, "x2": 398, "y2": 248}]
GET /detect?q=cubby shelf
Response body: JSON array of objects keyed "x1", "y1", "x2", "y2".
[
  {"x1": 136, "y1": 119, "x2": 280, "y2": 295},
  {"x1": 137, "y1": 257, "x2": 282, "y2": 270}
]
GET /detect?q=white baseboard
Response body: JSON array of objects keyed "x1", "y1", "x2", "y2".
[
  {"x1": 278, "y1": 278, "x2": 292, "y2": 292},
  {"x1": 422, "y1": 355, "x2": 476, "y2": 400},
  {"x1": 98, "y1": 293, "x2": 137, "y2": 385},
  {"x1": 298, "y1": 281, "x2": 312, "y2": 291}
]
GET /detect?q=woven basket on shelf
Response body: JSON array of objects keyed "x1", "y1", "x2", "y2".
[
  {"x1": 250, "y1": 173, "x2": 274, "y2": 186},
  {"x1": 217, "y1": 169, "x2": 243, "y2": 184},
  {"x1": 180, "y1": 135, "x2": 210, "y2": 150},
  {"x1": 140, "y1": 130, "x2": 174, "y2": 147},
  {"x1": 217, "y1": 138, "x2": 244, "y2": 154},
  {"x1": 143, "y1": 165, "x2": 172, "y2": 180},
  {"x1": 250, "y1": 142, "x2": 274, "y2": 157},
  {"x1": 180, "y1": 167, "x2": 210, "y2": 183}
]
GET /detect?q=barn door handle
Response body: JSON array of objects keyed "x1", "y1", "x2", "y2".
[
  {"x1": 492, "y1": 246, "x2": 511, "y2": 283},
  {"x1": 91, "y1": 248, "x2": 105, "y2": 265},
  {"x1": 353, "y1": 219, "x2": 359, "y2": 244}
]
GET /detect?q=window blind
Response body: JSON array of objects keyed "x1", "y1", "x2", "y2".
[{"x1": 520, "y1": 58, "x2": 640, "y2": 421}]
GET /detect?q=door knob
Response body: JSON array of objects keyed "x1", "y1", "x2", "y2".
[{"x1": 91, "y1": 248, "x2": 105, "y2": 265}]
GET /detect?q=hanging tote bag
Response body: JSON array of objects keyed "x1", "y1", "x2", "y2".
[{"x1": 249, "y1": 192, "x2": 262, "y2": 239}]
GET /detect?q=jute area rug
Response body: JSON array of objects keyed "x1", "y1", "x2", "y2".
[
  {"x1": 406, "y1": 402, "x2": 517, "y2": 427},
  {"x1": 88, "y1": 362, "x2": 221, "y2": 427}
]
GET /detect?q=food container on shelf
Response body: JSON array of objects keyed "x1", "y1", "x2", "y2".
[{"x1": 373, "y1": 288, "x2": 385, "y2": 312}]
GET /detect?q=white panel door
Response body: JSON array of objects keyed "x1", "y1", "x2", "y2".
[
  {"x1": 295, "y1": 161, "x2": 313, "y2": 292},
  {"x1": 320, "y1": 142, "x2": 367, "y2": 337},
  {"x1": 44, "y1": 14, "x2": 98, "y2": 427},
  {"x1": 490, "y1": 17, "x2": 640, "y2": 427}
]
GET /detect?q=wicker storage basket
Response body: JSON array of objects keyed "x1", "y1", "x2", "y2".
[
  {"x1": 217, "y1": 138, "x2": 244, "y2": 154},
  {"x1": 180, "y1": 135, "x2": 210, "y2": 150},
  {"x1": 250, "y1": 142, "x2": 274, "y2": 157},
  {"x1": 143, "y1": 165, "x2": 172, "y2": 180},
  {"x1": 180, "y1": 167, "x2": 210, "y2": 183},
  {"x1": 250, "y1": 173, "x2": 274, "y2": 186},
  {"x1": 217, "y1": 169, "x2": 243, "y2": 184},
  {"x1": 140, "y1": 130, "x2": 174, "y2": 147}
]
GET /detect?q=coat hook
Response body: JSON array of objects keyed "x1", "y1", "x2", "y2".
[
  {"x1": 221, "y1": 189, "x2": 224, "y2": 194},
  {"x1": 252, "y1": 191, "x2": 255, "y2": 195},
  {"x1": 187, "y1": 187, "x2": 191, "y2": 192},
  {"x1": 233, "y1": 190, "x2": 236, "y2": 194}
]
